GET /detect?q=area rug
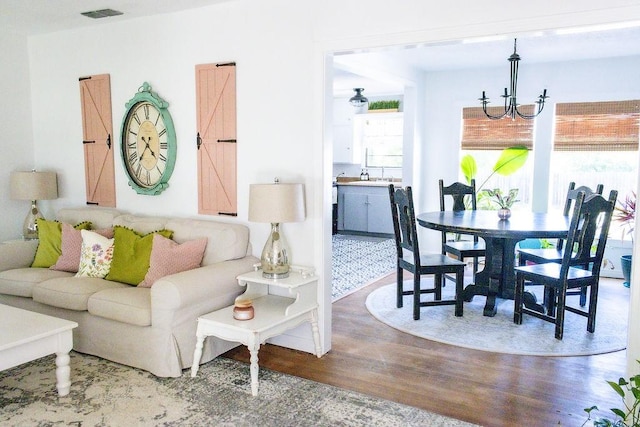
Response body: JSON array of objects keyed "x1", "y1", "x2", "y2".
[
  {"x1": 332, "y1": 235, "x2": 396, "y2": 301},
  {"x1": 365, "y1": 278, "x2": 628, "y2": 356},
  {"x1": 0, "y1": 352, "x2": 475, "y2": 427}
]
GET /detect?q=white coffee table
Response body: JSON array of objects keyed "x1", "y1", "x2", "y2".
[{"x1": 0, "y1": 304, "x2": 78, "y2": 396}]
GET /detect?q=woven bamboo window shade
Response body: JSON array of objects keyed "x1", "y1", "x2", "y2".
[
  {"x1": 554, "y1": 100, "x2": 640, "y2": 151},
  {"x1": 461, "y1": 105, "x2": 535, "y2": 150}
]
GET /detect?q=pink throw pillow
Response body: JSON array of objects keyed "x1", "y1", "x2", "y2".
[
  {"x1": 51, "y1": 224, "x2": 114, "y2": 273},
  {"x1": 138, "y1": 234, "x2": 207, "y2": 288}
]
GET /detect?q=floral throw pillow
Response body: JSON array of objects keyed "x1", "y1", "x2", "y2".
[
  {"x1": 50, "y1": 223, "x2": 114, "y2": 273},
  {"x1": 76, "y1": 229, "x2": 114, "y2": 278}
]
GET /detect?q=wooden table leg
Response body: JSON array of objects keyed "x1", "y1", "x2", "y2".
[
  {"x1": 249, "y1": 344, "x2": 260, "y2": 396},
  {"x1": 311, "y1": 309, "x2": 322, "y2": 357},
  {"x1": 190, "y1": 334, "x2": 205, "y2": 377},
  {"x1": 55, "y1": 350, "x2": 71, "y2": 396}
]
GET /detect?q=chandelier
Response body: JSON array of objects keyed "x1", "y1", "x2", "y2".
[{"x1": 479, "y1": 39, "x2": 549, "y2": 120}]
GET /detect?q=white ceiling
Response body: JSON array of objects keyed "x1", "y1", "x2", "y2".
[
  {"x1": 2, "y1": 2, "x2": 640, "y2": 99},
  {"x1": 0, "y1": 0, "x2": 229, "y2": 35},
  {"x1": 333, "y1": 22, "x2": 640, "y2": 97}
]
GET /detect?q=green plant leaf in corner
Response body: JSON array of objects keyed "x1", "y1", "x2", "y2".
[
  {"x1": 492, "y1": 145, "x2": 529, "y2": 176},
  {"x1": 460, "y1": 154, "x2": 477, "y2": 185}
]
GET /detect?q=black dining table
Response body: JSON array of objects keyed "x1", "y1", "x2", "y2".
[{"x1": 416, "y1": 210, "x2": 571, "y2": 317}]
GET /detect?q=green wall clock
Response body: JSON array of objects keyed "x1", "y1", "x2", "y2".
[{"x1": 120, "y1": 82, "x2": 176, "y2": 195}]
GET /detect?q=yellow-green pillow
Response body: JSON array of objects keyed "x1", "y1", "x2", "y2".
[
  {"x1": 105, "y1": 226, "x2": 173, "y2": 285},
  {"x1": 31, "y1": 219, "x2": 91, "y2": 268}
]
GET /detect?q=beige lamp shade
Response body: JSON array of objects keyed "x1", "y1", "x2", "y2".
[
  {"x1": 248, "y1": 183, "x2": 305, "y2": 223},
  {"x1": 248, "y1": 182, "x2": 305, "y2": 279},
  {"x1": 10, "y1": 171, "x2": 58, "y2": 201}
]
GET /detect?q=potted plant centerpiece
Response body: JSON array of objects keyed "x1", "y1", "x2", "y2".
[
  {"x1": 483, "y1": 188, "x2": 519, "y2": 219},
  {"x1": 615, "y1": 191, "x2": 636, "y2": 287},
  {"x1": 460, "y1": 145, "x2": 528, "y2": 217}
]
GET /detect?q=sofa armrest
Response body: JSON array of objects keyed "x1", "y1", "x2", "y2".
[
  {"x1": 150, "y1": 256, "x2": 259, "y2": 327},
  {"x1": 0, "y1": 240, "x2": 38, "y2": 272}
]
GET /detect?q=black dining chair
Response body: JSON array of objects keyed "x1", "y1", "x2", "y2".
[
  {"x1": 513, "y1": 190, "x2": 617, "y2": 340},
  {"x1": 517, "y1": 182, "x2": 604, "y2": 312},
  {"x1": 388, "y1": 185, "x2": 466, "y2": 320},
  {"x1": 439, "y1": 179, "x2": 485, "y2": 286}
]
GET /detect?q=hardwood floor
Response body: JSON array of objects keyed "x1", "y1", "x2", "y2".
[{"x1": 224, "y1": 273, "x2": 628, "y2": 426}]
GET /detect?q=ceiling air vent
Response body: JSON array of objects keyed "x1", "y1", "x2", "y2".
[{"x1": 80, "y1": 9, "x2": 124, "y2": 19}]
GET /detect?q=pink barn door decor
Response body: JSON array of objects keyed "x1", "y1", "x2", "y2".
[
  {"x1": 79, "y1": 74, "x2": 116, "y2": 207},
  {"x1": 196, "y1": 62, "x2": 237, "y2": 216}
]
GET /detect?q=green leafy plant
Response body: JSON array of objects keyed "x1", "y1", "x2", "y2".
[
  {"x1": 583, "y1": 360, "x2": 640, "y2": 427},
  {"x1": 368, "y1": 100, "x2": 400, "y2": 110},
  {"x1": 460, "y1": 145, "x2": 529, "y2": 192},
  {"x1": 483, "y1": 188, "x2": 519, "y2": 209},
  {"x1": 614, "y1": 191, "x2": 636, "y2": 241},
  {"x1": 460, "y1": 145, "x2": 528, "y2": 210}
]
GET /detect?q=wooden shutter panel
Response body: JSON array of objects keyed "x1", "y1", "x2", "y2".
[
  {"x1": 79, "y1": 74, "x2": 116, "y2": 207},
  {"x1": 196, "y1": 62, "x2": 237, "y2": 216},
  {"x1": 461, "y1": 106, "x2": 535, "y2": 150}
]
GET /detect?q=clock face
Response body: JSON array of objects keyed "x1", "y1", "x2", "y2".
[
  {"x1": 120, "y1": 83, "x2": 176, "y2": 195},
  {"x1": 122, "y1": 101, "x2": 170, "y2": 190}
]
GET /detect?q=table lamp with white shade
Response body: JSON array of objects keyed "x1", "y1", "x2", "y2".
[
  {"x1": 10, "y1": 170, "x2": 58, "y2": 239},
  {"x1": 248, "y1": 179, "x2": 305, "y2": 279}
]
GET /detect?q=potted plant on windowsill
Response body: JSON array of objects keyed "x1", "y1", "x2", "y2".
[
  {"x1": 367, "y1": 100, "x2": 400, "y2": 113},
  {"x1": 614, "y1": 191, "x2": 635, "y2": 287}
]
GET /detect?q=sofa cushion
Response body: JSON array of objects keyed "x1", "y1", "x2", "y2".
[
  {"x1": 56, "y1": 207, "x2": 121, "y2": 230},
  {"x1": 165, "y1": 218, "x2": 250, "y2": 265},
  {"x1": 112, "y1": 214, "x2": 169, "y2": 235},
  {"x1": 0, "y1": 268, "x2": 74, "y2": 297},
  {"x1": 106, "y1": 226, "x2": 173, "y2": 285},
  {"x1": 76, "y1": 230, "x2": 115, "y2": 278},
  {"x1": 32, "y1": 276, "x2": 128, "y2": 311},
  {"x1": 139, "y1": 234, "x2": 207, "y2": 288},
  {"x1": 88, "y1": 287, "x2": 152, "y2": 326},
  {"x1": 31, "y1": 219, "x2": 91, "y2": 268}
]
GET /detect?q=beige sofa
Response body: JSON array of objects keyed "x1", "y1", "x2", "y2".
[{"x1": 0, "y1": 207, "x2": 258, "y2": 377}]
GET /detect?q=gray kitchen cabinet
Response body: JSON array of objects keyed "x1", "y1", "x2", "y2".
[
  {"x1": 343, "y1": 193, "x2": 368, "y2": 232},
  {"x1": 337, "y1": 184, "x2": 394, "y2": 235}
]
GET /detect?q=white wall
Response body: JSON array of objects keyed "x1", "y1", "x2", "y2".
[
  {"x1": 25, "y1": 0, "x2": 320, "y2": 352},
  {"x1": 0, "y1": 31, "x2": 37, "y2": 241},
  {"x1": 6, "y1": 0, "x2": 640, "y2": 370}
]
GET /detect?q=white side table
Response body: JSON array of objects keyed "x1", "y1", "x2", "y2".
[{"x1": 190, "y1": 266, "x2": 322, "y2": 396}]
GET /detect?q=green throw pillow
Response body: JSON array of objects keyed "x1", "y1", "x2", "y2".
[
  {"x1": 31, "y1": 219, "x2": 91, "y2": 268},
  {"x1": 105, "y1": 226, "x2": 173, "y2": 285}
]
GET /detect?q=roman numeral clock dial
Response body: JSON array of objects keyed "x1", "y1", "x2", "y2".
[{"x1": 120, "y1": 82, "x2": 176, "y2": 195}]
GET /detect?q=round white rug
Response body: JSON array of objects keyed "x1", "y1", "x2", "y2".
[{"x1": 365, "y1": 279, "x2": 628, "y2": 356}]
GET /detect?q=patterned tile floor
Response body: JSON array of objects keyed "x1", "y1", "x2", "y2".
[{"x1": 332, "y1": 234, "x2": 396, "y2": 301}]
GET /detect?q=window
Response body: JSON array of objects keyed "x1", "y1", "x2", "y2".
[
  {"x1": 355, "y1": 112, "x2": 403, "y2": 168},
  {"x1": 460, "y1": 106, "x2": 534, "y2": 209},
  {"x1": 550, "y1": 101, "x2": 639, "y2": 239}
]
